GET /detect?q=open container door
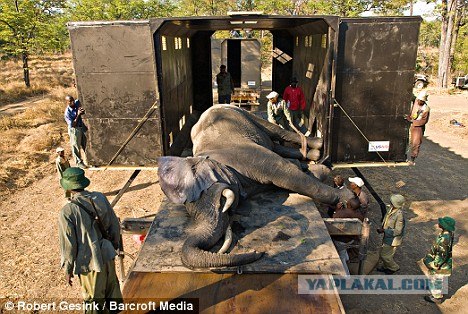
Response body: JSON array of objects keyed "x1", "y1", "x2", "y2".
[{"x1": 332, "y1": 17, "x2": 422, "y2": 167}]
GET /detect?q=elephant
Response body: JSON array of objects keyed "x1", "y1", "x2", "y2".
[{"x1": 158, "y1": 105, "x2": 353, "y2": 269}]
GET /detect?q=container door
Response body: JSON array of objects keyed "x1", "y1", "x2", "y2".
[{"x1": 332, "y1": 17, "x2": 421, "y2": 165}]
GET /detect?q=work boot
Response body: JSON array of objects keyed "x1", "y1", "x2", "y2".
[{"x1": 424, "y1": 295, "x2": 443, "y2": 304}]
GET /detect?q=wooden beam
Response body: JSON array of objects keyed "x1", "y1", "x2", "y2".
[{"x1": 323, "y1": 218, "x2": 362, "y2": 236}]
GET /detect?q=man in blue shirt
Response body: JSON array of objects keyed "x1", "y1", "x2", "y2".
[{"x1": 64, "y1": 95, "x2": 87, "y2": 168}]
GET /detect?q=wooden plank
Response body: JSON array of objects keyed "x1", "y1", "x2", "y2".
[
  {"x1": 323, "y1": 218, "x2": 362, "y2": 236},
  {"x1": 122, "y1": 272, "x2": 344, "y2": 314},
  {"x1": 132, "y1": 190, "x2": 346, "y2": 275}
]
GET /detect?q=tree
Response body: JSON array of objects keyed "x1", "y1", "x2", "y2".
[
  {"x1": 67, "y1": 0, "x2": 176, "y2": 21},
  {"x1": 436, "y1": 0, "x2": 467, "y2": 88},
  {"x1": 0, "y1": 0, "x2": 66, "y2": 87}
]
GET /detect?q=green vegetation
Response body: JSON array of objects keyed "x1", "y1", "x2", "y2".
[{"x1": 0, "y1": 0, "x2": 467, "y2": 88}]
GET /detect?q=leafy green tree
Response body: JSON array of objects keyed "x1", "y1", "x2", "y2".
[
  {"x1": 67, "y1": 0, "x2": 176, "y2": 21},
  {"x1": 0, "y1": 0, "x2": 66, "y2": 87}
]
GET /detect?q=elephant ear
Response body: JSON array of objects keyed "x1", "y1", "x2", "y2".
[{"x1": 158, "y1": 156, "x2": 220, "y2": 204}]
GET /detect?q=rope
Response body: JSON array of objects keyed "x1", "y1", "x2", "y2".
[{"x1": 333, "y1": 99, "x2": 388, "y2": 164}]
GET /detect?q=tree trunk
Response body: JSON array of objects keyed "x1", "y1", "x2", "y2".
[
  {"x1": 449, "y1": 0, "x2": 466, "y2": 74},
  {"x1": 438, "y1": 0, "x2": 457, "y2": 88},
  {"x1": 22, "y1": 52, "x2": 30, "y2": 88}
]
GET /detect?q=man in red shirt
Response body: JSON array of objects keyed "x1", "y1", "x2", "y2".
[{"x1": 283, "y1": 77, "x2": 309, "y2": 135}]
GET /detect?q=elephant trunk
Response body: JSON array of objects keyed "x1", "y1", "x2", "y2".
[{"x1": 181, "y1": 236, "x2": 263, "y2": 269}]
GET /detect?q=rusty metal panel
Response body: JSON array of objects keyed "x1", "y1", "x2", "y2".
[
  {"x1": 68, "y1": 21, "x2": 162, "y2": 166},
  {"x1": 332, "y1": 17, "x2": 421, "y2": 164},
  {"x1": 86, "y1": 118, "x2": 162, "y2": 165}
]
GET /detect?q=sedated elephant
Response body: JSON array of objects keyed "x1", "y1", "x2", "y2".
[{"x1": 158, "y1": 105, "x2": 353, "y2": 269}]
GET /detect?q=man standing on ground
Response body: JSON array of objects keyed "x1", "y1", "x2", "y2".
[
  {"x1": 58, "y1": 167, "x2": 123, "y2": 312},
  {"x1": 406, "y1": 90, "x2": 430, "y2": 165},
  {"x1": 64, "y1": 95, "x2": 87, "y2": 168},
  {"x1": 216, "y1": 65, "x2": 234, "y2": 104},
  {"x1": 423, "y1": 216, "x2": 455, "y2": 304},
  {"x1": 377, "y1": 194, "x2": 405, "y2": 275},
  {"x1": 283, "y1": 77, "x2": 309, "y2": 135},
  {"x1": 55, "y1": 147, "x2": 71, "y2": 198},
  {"x1": 348, "y1": 177, "x2": 369, "y2": 215}
]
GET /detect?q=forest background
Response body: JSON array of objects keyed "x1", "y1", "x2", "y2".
[{"x1": 0, "y1": 0, "x2": 467, "y2": 104}]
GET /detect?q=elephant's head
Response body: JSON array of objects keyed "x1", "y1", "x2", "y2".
[{"x1": 158, "y1": 156, "x2": 263, "y2": 269}]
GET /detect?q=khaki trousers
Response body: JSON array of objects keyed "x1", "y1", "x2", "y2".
[
  {"x1": 68, "y1": 127, "x2": 87, "y2": 165},
  {"x1": 78, "y1": 260, "x2": 123, "y2": 314},
  {"x1": 410, "y1": 125, "x2": 424, "y2": 159},
  {"x1": 380, "y1": 244, "x2": 400, "y2": 271}
]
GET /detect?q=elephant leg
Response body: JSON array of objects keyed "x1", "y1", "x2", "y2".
[
  {"x1": 231, "y1": 146, "x2": 352, "y2": 205},
  {"x1": 244, "y1": 109, "x2": 323, "y2": 149},
  {"x1": 273, "y1": 143, "x2": 321, "y2": 161}
]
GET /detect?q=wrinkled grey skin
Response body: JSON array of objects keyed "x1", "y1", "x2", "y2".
[{"x1": 159, "y1": 105, "x2": 353, "y2": 269}]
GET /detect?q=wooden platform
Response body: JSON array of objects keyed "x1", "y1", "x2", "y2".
[{"x1": 123, "y1": 190, "x2": 345, "y2": 313}]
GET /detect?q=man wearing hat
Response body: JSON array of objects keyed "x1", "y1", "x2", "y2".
[
  {"x1": 58, "y1": 167, "x2": 123, "y2": 311},
  {"x1": 348, "y1": 177, "x2": 369, "y2": 215},
  {"x1": 216, "y1": 65, "x2": 234, "y2": 104},
  {"x1": 423, "y1": 216, "x2": 456, "y2": 304},
  {"x1": 283, "y1": 77, "x2": 309, "y2": 135},
  {"x1": 376, "y1": 194, "x2": 406, "y2": 274},
  {"x1": 266, "y1": 91, "x2": 295, "y2": 131},
  {"x1": 405, "y1": 90, "x2": 430, "y2": 165}
]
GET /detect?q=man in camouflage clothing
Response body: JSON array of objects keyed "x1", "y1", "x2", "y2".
[{"x1": 423, "y1": 216, "x2": 455, "y2": 304}]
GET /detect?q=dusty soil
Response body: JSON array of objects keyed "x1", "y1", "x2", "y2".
[{"x1": 0, "y1": 90, "x2": 467, "y2": 313}]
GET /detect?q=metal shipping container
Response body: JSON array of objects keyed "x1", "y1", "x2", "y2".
[{"x1": 68, "y1": 15, "x2": 421, "y2": 167}]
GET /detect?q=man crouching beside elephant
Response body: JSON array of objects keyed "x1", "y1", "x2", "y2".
[{"x1": 158, "y1": 105, "x2": 353, "y2": 269}]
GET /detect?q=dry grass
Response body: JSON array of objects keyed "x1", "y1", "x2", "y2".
[
  {"x1": 0, "y1": 54, "x2": 74, "y2": 198},
  {"x1": 0, "y1": 53, "x2": 74, "y2": 105}
]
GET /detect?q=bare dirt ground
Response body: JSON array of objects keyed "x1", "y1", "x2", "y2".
[{"x1": 0, "y1": 90, "x2": 467, "y2": 313}]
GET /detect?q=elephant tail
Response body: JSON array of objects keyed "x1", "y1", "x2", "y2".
[{"x1": 181, "y1": 238, "x2": 264, "y2": 269}]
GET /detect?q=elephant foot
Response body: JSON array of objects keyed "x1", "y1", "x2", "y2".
[
  {"x1": 306, "y1": 149, "x2": 321, "y2": 161},
  {"x1": 307, "y1": 164, "x2": 331, "y2": 182}
]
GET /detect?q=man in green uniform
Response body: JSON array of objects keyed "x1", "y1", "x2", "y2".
[
  {"x1": 376, "y1": 194, "x2": 405, "y2": 274},
  {"x1": 58, "y1": 167, "x2": 123, "y2": 313},
  {"x1": 423, "y1": 216, "x2": 455, "y2": 304}
]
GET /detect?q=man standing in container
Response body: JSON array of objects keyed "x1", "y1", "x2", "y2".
[
  {"x1": 64, "y1": 95, "x2": 88, "y2": 169},
  {"x1": 283, "y1": 77, "x2": 309, "y2": 135},
  {"x1": 216, "y1": 65, "x2": 234, "y2": 104}
]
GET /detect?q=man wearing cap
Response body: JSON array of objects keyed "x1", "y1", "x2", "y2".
[
  {"x1": 283, "y1": 77, "x2": 309, "y2": 135},
  {"x1": 64, "y1": 95, "x2": 87, "y2": 169},
  {"x1": 348, "y1": 177, "x2": 369, "y2": 216},
  {"x1": 423, "y1": 216, "x2": 455, "y2": 304},
  {"x1": 216, "y1": 65, "x2": 234, "y2": 104},
  {"x1": 267, "y1": 91, "x2": 295, "y2": 130},
  {"x1": 376, "y1": 194, "x2": 406, "y2": 274},
  {"x1": 58, "y1": 167, "x2": 123, "y2": 311},
  {"x1": 55, "y1": 147, "x2": 71, "y2": 198},
  {"x1": 405, "y1": 90, "x2": 430, "y2": 165}
]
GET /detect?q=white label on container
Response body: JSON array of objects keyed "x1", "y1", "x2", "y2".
[
  {"x1": 368, "y1": 141, "x2": 390, "y2": 152},
  {"x1": 247, "y1": 81, "x2": 256, "y2": 86}
]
